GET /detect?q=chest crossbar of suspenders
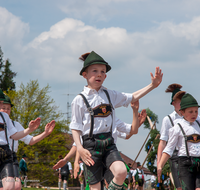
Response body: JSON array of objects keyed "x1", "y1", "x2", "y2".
[
  {"x1": 79, "y1": 89, "x2": 114, "y2": 138},
  {"x1": 0, "y1": 112, "x2": 10, "y2": 146},
  {"x1": 178, "y1": 120, "x2": 200, "y2": 158}
]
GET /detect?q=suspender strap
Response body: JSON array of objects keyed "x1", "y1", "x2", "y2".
[
  {"x1": 11, "y1": 120, "x2": 15, "y2": 152},
  {"x1": 196, "y1": 120, "x2": 200, "y2": 127},
  {"x1": 79, "y1": 89, "x2": 114, "y2": 138},
  {"x1": 167, "y1": 115, "x2": 174, "y2": 126},
  {"x1": 0, "y1": 112, "x2": 9, "y2": 146},
  {"x1": 103, "y1": 90, "x2": 114, "y2": 133},
  {"x1": 79, "y1": 93, "x2": 94, "y2": 138},
  {"x1": 177, "y1": 123, "x2": 190, "y2": 157}
]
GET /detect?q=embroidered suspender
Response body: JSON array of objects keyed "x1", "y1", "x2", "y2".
[
  {"x1": 79, "y1": 89, "x2": 114, "y2": 138},
  {"x1": 0, "y1": 112, "x2": 9, "y2": 146},
  {"x1": 178, "y1": 120, "x2": 200, "y2": 158}
]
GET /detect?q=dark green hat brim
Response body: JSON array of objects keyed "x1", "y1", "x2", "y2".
[
  {"x1": 180, "y1": 93, "x2": 200, "y2": 110},
  {"x1": 80, "y1": 51, "x2": 111, "y2": 75},
  {"x1": 3, "y1": 95, "x2": 14, "y2": 107}
]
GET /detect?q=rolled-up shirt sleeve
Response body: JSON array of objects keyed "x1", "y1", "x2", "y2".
[
  {"x1": 160, "y1": 116, "x2": 171, "y2": 142},
  {"x1": 69, "y1": 96, "x2": 84, "y2": 133},
  {"x1": 109, "y1": 90, "x2": 132, "y2": 108},
  {"x1": 163, "y1": 126, "x2": 179, "y2": 157},
  {"x1": 115, "y1": 118, "x2": 131, "y2": 134}
]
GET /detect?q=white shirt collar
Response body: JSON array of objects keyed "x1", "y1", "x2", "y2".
[{"x1": 83, "y1": 86, "x2": 107, "y2": 95}]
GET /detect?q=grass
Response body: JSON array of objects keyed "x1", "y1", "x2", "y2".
[{"x1": 23, "y1": 187, "x2": 58, "y2": 190}]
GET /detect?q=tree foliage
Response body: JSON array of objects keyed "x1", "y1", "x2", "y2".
[
  {"x1": 0, "y1": 47, "x2": 17, "y2": 92},
  {"x1": 7, "y1": 80, "x2": 68, "y2": 134},
  {"x1": 6, "y1": 80, "x2": 73, "y2": 186},
  {"x1": 17, "y1": 132, "x2": 74, "y2": 187}
]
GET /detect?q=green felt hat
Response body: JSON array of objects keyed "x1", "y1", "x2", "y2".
[
  {"x1": 0, "y1": 89, "x2": 5, "y2": 101},
  {"x1": 171, "y1": 88, "x2": 181, "y2": 104},
  {"x1": 137, "y1": 162, "x2": 141, "y2": 167},
  {"x1": 3, "y1": 95, "x2": 14, "y2": 107},
  {"x1": 180, "y1": 93, "x2": 200, "y2": 110},
  {"x1": 22, "y1": 154, "x2": 27, "y2": 158},
  {"x1": 80, "y1": 51, "x2": 111, "y2": 75}
]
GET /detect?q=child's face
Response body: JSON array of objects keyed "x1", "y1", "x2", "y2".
[
  {"x1": 82, "y1": 64, "x2": 107, "y2": 91},
  {"x1": 181, "y1": 106, "x2": 198, "y2": 123},
  {"x1": 0, "y1": 103, "x2": 11, "y2": 116}
]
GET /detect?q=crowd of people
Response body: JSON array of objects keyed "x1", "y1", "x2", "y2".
[{"x1": 1, "y1": 50, "x2": 200, "y2": 190}]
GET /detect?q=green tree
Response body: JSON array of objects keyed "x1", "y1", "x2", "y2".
[
  {"x1": 0, "y1": 46, "x2": 17, "y2": 91},
  {"x1": 144, "y1": 108, "x2": 170, "y2": 190},
  {"x1": 6, "y1": 80, "x2": 72, "y2": 186},
  {"x1": 17, "y1": 132, "x2": 74, "y2": 187},
  {"x1": 7, "y1": 80, "x2": 68, "y2": 134}
]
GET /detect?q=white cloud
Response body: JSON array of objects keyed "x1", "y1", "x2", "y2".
[{"x1": 0, "y1": 7, "x2": 29, "y2": 52}]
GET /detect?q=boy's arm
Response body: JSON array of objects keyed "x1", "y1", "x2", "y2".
[
  {"x1": 157, "y1": 152, "x2": 170, "y2": 183},
  {"x1": 29, "y1": 120, "x2": 55, "y2": 145},
  {"x1": 126, "y1": 101, "x2": 139, "y2": 139},
  {"x1": 131, "y1": 67, "x2": 163, "y2": 103},
  {"x1": 71, "y1": 129, "x2": 94, "y2": 166},
  {"x1": 53, "y1": 145, "x2": 77, "y2": 170},
  {"x1": 74, "y1": 150, "x2": 81, "y2": 179},
  {"x1": 11, "y1": 118, "x2": 41, "y2": 140},
  {"x1": 157, "y1": 140, "x2": 167, "y2": 166}
]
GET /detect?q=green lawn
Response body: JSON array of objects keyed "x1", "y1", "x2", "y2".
[{"x1": 23, "y1": 188, "x2": 57, "y2": 190}]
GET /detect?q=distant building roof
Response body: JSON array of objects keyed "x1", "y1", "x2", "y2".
[{"x1": 119, "y1": 152, "x2": 152, "y2": 175}]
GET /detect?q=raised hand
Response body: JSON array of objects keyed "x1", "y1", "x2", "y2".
[
  {"x1": 44, "y1": 120, "x2": 55, "y2": 135},
  {"x1": 28, "y1": 118, "x2": 41, "y2": 132},
  {"x1": 151, "y1": 67, "x2": 163, "y2": 88},
  {"x1": 138, "y1": 109, "x2": 147, "y2": 127},
  {"x1": 53, "y1": 159, "x2": 66, "y2": 170}
]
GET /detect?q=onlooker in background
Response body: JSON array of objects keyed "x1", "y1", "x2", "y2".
[
  {"x1": 19, "y1": 154, "x2": 28, "y2": 186},
  {"x1": 78, "y1": 160, "x2": 84, "y2": 190},
  {"x1": 133, "y1": 162, "x2": 144, "y2": 190},
  {"x1": 57, "y1": 155, "x2": 73, "y2": 190},
  {"x1": 150, "y1": 175, "x2": 156, "y2": 190}
]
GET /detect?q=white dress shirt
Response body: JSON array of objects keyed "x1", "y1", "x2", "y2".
[
  {"x1": 0, "y1": 112, "x2": 17, "y2": 145},
  {"x1": 160, "y1": 111, "x2": 182, "y2": 141},
  {"x1": 163, "y1": 118, "x2": 200, "y2": 157},
  {"x1": 69, "y1": 86, "x2": 132, "y2": 143},
  {"x1": 10, "y1": 121, "x2": 33, "y2": 152}
]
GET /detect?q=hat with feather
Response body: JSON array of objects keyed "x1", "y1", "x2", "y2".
[
  {"x1": 165, "y1": 83, "x2": 185, "y2": 104},
  {"x1": 79, "y1": 51, "x2": 111, "y2": 75}
]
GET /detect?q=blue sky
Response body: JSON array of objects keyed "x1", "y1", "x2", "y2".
[{"x1": 1, "y1": 0, "x2": 200, "y2": 172}]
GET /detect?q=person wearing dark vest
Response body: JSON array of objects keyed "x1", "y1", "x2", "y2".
[
  {"x1": 57, "y1": 155, "x2": 73, "y2": 190},
  {"x1": 157, "y1": 93, "x2": 200, "y2": 190},
  {"x1": 0, "y1": 94, "x2": 55, "y2": 190},
  {"x1": 157, "y1": 84, "x2": 185, "y2": 190},
  {"x1": 19, "y1": 154, "x2": 28, "y2": 182},
  {"x1": 70, "y1": 51, "x2": 163, "y2": 190},
  {"x1": 0, "y1": 89, "x2": 41, "y2": 190}
]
